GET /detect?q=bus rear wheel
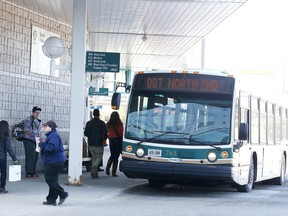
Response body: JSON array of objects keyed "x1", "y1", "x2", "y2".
[
  {"x1": 273, "y1": 155, "x2": 286, "y2": 186},
  {"x1": 237, "y1": 159, "x2": 254, "y2": 192}
]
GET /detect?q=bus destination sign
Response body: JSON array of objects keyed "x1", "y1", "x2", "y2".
[{"x1": 133, "y1": 74, "x2": 235, "y2": 94}]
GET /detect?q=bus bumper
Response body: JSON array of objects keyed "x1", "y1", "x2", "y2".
[{"x1": 120, "y1": 159, "x2": 234, "y2": 183}]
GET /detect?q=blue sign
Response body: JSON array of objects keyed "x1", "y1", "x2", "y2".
[{"x1": 86, "y1": 51, "x2": 120, "y2": 73}]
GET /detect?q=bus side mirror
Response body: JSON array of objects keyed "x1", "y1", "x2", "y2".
[
  {"x1": 239, "y1": 123, "x2": 248, "y2": 140},
  {"x1": 111, "y1": 92, "x2": 121, "y2": 110}
]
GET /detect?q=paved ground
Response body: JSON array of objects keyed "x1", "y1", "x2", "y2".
[
  {"x1": 1, "y1": 148, "x2": 144, "y2": 216},
  {"x1": 2, "y1": 147, "x2": 288, "y2": 216},
  {"x1": 1, "y1": 168, "x2": 144, "y2": 216}
]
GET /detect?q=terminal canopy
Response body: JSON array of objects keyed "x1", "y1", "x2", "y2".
[{"x1": 7, "y1": 0, "x2": 248, "y2": 69}]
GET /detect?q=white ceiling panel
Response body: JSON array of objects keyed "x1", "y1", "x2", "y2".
[{"x1": 4, "y1": 0, "x2": 248, "y2": 70}]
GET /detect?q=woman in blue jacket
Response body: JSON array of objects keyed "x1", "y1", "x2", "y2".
[{"x1": 39, "y1": 120, "x2": 68, "y2": 206}]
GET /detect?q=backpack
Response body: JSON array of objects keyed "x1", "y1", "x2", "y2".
[{"x1": 12, "y1": 120, "x2": 26, "y2": 141}]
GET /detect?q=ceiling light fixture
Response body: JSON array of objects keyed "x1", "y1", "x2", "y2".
[{"x1": 142, "y1": 34, "x2": 148, "y2": 42}]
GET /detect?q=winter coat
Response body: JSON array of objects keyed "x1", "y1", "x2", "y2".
[
  {"x1": 107, "y1": 124, "x2": 124, "y2": 139},
  {"x1": 39, "y1": 130, "x2": 66, "y2": 166},
  {"x1": 0, "y1": 138, "x2": 17, "y2": 161},
  {"x1": 84, "y1": 117, "x2": 108, "y2": 147},
  {"x1": 23, "y1": 115, "x2": 41, "y2": 142}
]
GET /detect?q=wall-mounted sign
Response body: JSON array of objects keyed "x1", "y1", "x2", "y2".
[
  {"x1": 86, "y1": 51, "x2": 120, "y2": 73},
  {"x1": 30, "y1": 26, "x2": 60, "y2": 77}
]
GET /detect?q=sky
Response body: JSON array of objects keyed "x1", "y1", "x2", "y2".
[{"x1": 187, "y1": 0, "x2": 288, "y2": 97}]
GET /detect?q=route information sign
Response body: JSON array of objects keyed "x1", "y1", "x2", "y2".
[{"x1": 86, "y1": 51, "x2": 120, "y2": 73}]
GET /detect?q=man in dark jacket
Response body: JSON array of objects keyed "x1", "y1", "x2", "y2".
[
  {"x1": 23, "y1": 106, "x2": 42, "y2": 178},
  {"x1": 39, "y1": 120, "x2": 68, "y2": 206},
  {"x1": 84, "y1": 109, "x2": 108, "y2": 178}
]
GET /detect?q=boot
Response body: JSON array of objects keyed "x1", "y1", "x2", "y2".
[
  {"x1": 112, "y1": 162, "x2": 118, "y2": 177},
  {"x1": 91, "y1": 168, "x2": 98, "y2": 179},
  {"x1": 106, "y1": 159, "x2": 113, "y2": 176}
]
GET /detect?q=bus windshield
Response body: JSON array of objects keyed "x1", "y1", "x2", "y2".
[{"x1": 126, "y1": 90, "x2": 233, "y2": 145}]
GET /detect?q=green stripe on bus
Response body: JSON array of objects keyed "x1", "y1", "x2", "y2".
[{"x1": 123, "y1": 141, "x2": 233, "y2": 159}]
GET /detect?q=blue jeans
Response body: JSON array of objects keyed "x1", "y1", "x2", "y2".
[
  {"x1": 0, "y1": 159, "x2": 7, "y2": 189},
  {"x1": 23, "y1": 139, "x2": 38, "y2": 175}
]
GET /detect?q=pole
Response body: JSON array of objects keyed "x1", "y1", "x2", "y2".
[
  {"x1": 201, "y1": 37, "x2": 205, "y2": 70},
  {"x1": 68, "y1": 0, "x2": 87, "y2": 185}
]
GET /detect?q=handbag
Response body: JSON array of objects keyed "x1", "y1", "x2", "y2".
[{"x1": 9, "y1": 165, "x2": 21, "y2": 182}]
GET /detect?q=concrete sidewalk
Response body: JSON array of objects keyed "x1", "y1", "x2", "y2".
[
  {"x1": 1, "y1": 148, "x2": 145, "y2": 216},
  {"x1": 1, "y1": 170, "x2": 144, "y2": 216}
]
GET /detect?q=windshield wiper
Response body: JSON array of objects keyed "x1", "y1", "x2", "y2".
[
  {"x1": 187, "y1": 138, "x2": 222, "y2": 150},
  {"x1": 136, "y1": 131, "x2": 175, "y2": 145}
]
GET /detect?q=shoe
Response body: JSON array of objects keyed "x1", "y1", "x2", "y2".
[
  {"x1": 26, "y1": 174, "x2": 37, "y2": 179},
  {"x1": 98, "y1": 168, "x2": 104, "y2": 172},
  {"x1": 0, "y1": 188, "x2": 8, "y2": 194},
  {"x1": 58, "y1": 193, "x2": 69, "y2": 205},
  {"x1": 91, "y1": 170, "x2": 98, "y2": 179},
  {"x1": 33, "y1": 173, "x2": 40, "y2": 178},
  {"x1": 112, "y1": 174, "x2": 119, "y2": 177},
  {"x1": 43, "y1": 201, "x2": 56, "y2": 206}
]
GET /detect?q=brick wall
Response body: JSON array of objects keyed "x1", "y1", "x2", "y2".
[{"x1": 0, "y1": 0, "x2": 72, "y2": 172}]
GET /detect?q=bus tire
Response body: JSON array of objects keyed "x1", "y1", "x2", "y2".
[
  {"x1": 237, "y1": 158, "x2": 254, "y2": 192},
  {"x1": 148, "y1": 179, "x2": 165, "y2": 188},
  {"x1": 273, "y1": 155, "x2": 286, "y2": 186}
]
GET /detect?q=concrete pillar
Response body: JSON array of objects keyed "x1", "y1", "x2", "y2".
[
  {"x1": 68, "y1": 0, "x2": 87, "y2": 185},
  {"x1": 201, "y1": 37, "x2": 205, "y2": 70}
]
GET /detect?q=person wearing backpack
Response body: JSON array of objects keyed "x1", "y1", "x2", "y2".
[
  {"x1": 0, "y1": 120, "x2": 18, "y2": 194},
  {"x1": 23, "y1": 106, "x2": 42, "y2": 178}
]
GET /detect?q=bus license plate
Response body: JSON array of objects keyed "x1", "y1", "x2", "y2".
[{"x1": 148, "y1": 149, "x2": 162, "y2": 157}]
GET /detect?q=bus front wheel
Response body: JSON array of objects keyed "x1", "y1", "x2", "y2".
[
  {"x1": 237, "y1": 159, "x2": 254, "y2": 192},
  {"x1": 273, "y1": 155, "x2": 286, "y2": 185}
]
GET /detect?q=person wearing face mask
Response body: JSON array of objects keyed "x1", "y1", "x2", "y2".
[
  {"x1": 39, "y1": 120, "x2": 68, "y2": 206},
  {"x1": 23, "y1": 106, "x2": 42, "y2": 178}
]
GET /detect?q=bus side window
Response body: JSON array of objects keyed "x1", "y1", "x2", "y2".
[
  {"x1": 282, "y1": 108, "x2": 287, "y2": 140},
  {"x1": 251, "y1": 97, "x2": 259, "y2": 145},
  {"x1": 275, "y1": 106, "x2": 281, "y2": 144},
  {"x1": 267, "y1": 103, "x2": 274, "y2": 145},
  {"x1": 259, "y1": 100, "x2": 267, "y2": 145}
]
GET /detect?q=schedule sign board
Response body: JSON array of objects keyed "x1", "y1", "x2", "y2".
[{"x1": 86, "y1": 51, "x2": 120, "y2": 73}]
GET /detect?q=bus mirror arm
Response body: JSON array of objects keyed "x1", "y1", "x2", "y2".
[{"x1": 233, "y1": 140, "x2": 243, "y2": 152}]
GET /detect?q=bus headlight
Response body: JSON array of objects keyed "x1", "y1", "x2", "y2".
[
  {"x1": 207, "y1": 151, "x2": 217, "y2": 163},
  {"x1": 136, "y1": 148, "x2": 145, "y2": 158}
]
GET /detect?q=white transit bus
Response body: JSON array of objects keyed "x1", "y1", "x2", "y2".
[{"x1": 117, "y1": 70, "x2": 288, "y2": 192}]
